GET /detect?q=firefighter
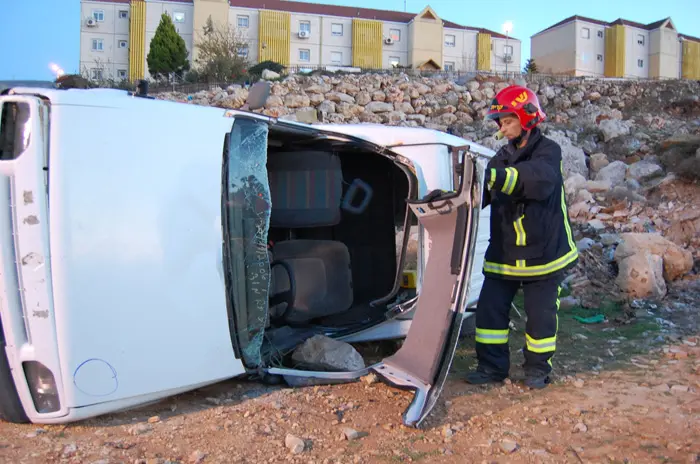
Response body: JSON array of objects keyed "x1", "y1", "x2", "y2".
[{"x1": 465, "y1": 85, "x2": 578, "y2": 389}]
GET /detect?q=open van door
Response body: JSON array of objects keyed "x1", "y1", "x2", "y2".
[
  {"x1": 268, "y1": 145, "x2": 483, "y2": 428},
  {"x1": 370, "y1": 146, "x2": 481, "y2": 427}
]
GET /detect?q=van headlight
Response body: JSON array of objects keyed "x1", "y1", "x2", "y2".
[{"x1": 23, "y1": 361, "x2": 60, "y2": 413}]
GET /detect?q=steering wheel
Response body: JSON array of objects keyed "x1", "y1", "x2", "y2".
[{"x1": 268, "y1": 260, "x2": 296, "y2": 323}]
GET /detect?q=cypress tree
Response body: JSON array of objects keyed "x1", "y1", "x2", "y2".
[{"x1": 147, "y1": 13, "x2": 189, "y2": 80}]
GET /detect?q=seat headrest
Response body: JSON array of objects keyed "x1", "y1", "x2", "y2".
[{"x1": 267, "y1": 151, "x2": 343, "y2": 228}]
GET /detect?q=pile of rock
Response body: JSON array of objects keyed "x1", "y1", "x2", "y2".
[
  {"x1": 157, "y1": 72, "x2": 700, "y2": 301},
  {"x1": 157, "y1": 72, "x2": 699, "y2": 159}
]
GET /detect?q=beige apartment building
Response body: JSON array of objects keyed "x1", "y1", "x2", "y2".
[
  {"x1": 531, "y1": 15, "x2": 700, "y2": 79},
  {"x1": 79, "y1": 0, "x2": 521, "y2": 81}
]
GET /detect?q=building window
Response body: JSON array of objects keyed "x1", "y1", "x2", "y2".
[
  {"x1": 389, "y1": 28, "x2": 401, "y2": 41},
  {"x1": 331, "y1": 51, "x2": 342, "y2": 64},
  {"x1": 581, "y1": 27, "x2": 590, "y2": 39},
  {"x1": 299, "y1": 21, "x2": 311, "y2": 34},
  {"x1": 597, "y1": 30, "x2": 603, "y2": 38},
  {"x1": 444, "y1": 61, "x2": 455, "y2": 71},
  {"x1": 237, "y1": 15, "x2": 249, "y2": 28},
  {"x1": 118, "y1": 40, "x2": 127, "y2": 48},
  {"x1": 504, "y1": 45, "x2": 513, "y2": 56},
  {"x1": 238, "y1": 45, "x2": 248, "y2": 58},
  {"x1": 92, "y1": 10, "x2": 105, "y2": 22},
  {"x1": 91, "y1": 38, "x2": 104, "y2": 51},
  {"x1": 173, "y1": 12, "x2": 185, "y2": 23},
  {"x1": 389, "y1": 56, "x2": 400, "y2": 67},
  {"x1": 117, "y1": 69, "x2": 127, "y2": 79},
  {"x1": 637, "y1": 59, "x2": 644, "y2": 67},
  {"x1": 637, "y1": 34, "x2": 645, "y2": 45},
  {"x1": 597, "y1": 54, "x2": 603, "y2": 61},
  {"x1": 299, "y1": 49, "x2": 310, "y2": 62},
  {"x1": 445, "y1": 34, "x2": 456, "y2": 47},
  {"x1": 331, "y1": 23, "x2": 343, "y2": 36},
  {"x1": 91, "y1": 69, "x2": 103, "y2": 80}
]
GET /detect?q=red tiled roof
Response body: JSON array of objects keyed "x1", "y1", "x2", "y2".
[
  {"x1": 680, "y1": 34, "x2": 700, "y2": 43},
  {"x1": 88, "y1": 0, "x2": 193, "y2": 3},
  {"x1": 532, "y1": 15, "x2": 607, "y2": 36},
  {"x1": 533, "y1": 15, "x2": 676, "y2": 37},
  {"x1": 442, "y1": 20, "x2": 510, "y2": 40},
  {"x1": 85, "y1": 0, "x2": 518, "y2": 40},
  {"x1": 229, "y1": 0, "x2": 517, "y2": 39},
  {"x1": 229, "y1": 0, "x2": 415, "y2": 23}
]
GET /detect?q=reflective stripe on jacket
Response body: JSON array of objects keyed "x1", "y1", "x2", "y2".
[{"x1": 482, "y1": 127, "x2": 578, "y2": 280}]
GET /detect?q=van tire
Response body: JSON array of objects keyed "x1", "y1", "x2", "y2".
[{"x1": 0, "y1": 340, "x2": 29, "y2": 423}]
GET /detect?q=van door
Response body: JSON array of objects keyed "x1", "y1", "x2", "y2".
[
  {"x1": 268, "y1": 146, "x2": 483, "y2": 428},
  {"x1": 371, "y1": 146, "x2": 481, "y2": 427}
]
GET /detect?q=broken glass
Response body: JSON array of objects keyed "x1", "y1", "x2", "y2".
[{"x1": 225, "y1": 117, "x2": 271, "y2": 368}]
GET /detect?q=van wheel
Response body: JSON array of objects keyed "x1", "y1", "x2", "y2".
[{"x1": 0, "y1": 343, "x2": 29, "y2": 423}]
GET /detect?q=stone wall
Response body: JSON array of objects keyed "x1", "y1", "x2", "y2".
[{"x1": 157, "y1": 73, "x2": 700, "y2": 300}]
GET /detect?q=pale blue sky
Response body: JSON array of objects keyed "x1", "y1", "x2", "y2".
[{"x1": 0, "y1": 0, "x2": 698, "y2": 80}]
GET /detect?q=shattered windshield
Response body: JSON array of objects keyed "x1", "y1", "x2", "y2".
[{"x1": 224, "y1": 117, "x2": 271, "y2": 368}]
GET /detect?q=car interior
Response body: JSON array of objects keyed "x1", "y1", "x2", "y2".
[{"x1": 259, "y1": 123, "x2": 417, "y2": 365}]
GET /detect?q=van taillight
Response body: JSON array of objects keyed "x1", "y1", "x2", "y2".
[{"x1": 0, "y1": 101, "x2": 31, "y2": 161}]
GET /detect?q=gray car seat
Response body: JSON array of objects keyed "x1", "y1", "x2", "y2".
[{"x1": 267, "y1": 151, "x2": 354, "y2": 324}]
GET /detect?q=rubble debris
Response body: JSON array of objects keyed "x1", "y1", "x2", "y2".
[
  {"x1": 291, "y1": 335, "x2": 366, "y2": 372},
  {"x1": 284, "y1": 434, "x2": 306, "y2": 454}
]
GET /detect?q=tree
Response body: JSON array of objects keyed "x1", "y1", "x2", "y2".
[
  {"x1": 147, "y1": 13, "x2": 189, "y2": 80},
  {"x1": 524, "y1": 58, "x2": 539, "y2": 74},
  {"x1": 193, "y1": 16, "x2": 249, "y2": 82}
]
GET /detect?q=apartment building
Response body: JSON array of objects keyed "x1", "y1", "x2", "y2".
[
  {"x1": 79, "y1": 0, "x2": 521, "y2": 81},
  {"x1": 531, "y1": 15, "x2": 700, "y2": 79}
]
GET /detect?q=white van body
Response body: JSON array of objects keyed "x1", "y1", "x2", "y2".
[{"x1": 0, "y1": 86, "x2": 494, "y2": 427}]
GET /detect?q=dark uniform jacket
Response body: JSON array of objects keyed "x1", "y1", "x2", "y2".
[{"x1": 482, "y1": 127, "x2": 578, "y2": 281}]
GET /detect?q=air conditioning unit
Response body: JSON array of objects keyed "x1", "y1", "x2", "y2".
[
  {"x1": 384, "y1": 37, "x2": 394, "y2": 45},
  {"x1": 86, "y1": 17, "x2": 97, "y2": 27},
  {"x1": 503, "y1": 54, "x2": 513, "y2": 63},
  {"x1": 298, "y1": 30, "x2": 310, "y2": 39}
]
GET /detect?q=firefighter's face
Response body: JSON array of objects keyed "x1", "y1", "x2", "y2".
[{"x1": 499, "y1": 114, "x2": 523, "y2": 140}]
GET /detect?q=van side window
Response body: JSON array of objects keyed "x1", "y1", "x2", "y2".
[{"x1": 0, "y1": 102, "x2": 31, "y2": 161}]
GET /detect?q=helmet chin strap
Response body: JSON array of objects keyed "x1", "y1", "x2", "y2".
[{"x1": 512, "y1": 129, "x2": 530, "y2": 147}]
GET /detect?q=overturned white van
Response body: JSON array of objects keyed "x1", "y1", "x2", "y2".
[{"x1": 0, "y1": 83, "x2": 494, "y2": 428}]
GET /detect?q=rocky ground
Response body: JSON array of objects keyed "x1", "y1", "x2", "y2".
[
  {"x1": 2, "y1": 72, "x2": 699, "y2": 462},
  {"x1": 0, "y1": 287, "x2": 698, "y2": 463}
]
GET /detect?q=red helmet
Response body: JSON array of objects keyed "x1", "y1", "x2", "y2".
[{"x1": 485, "y1": 85, "x2": 546, "y2": 130}]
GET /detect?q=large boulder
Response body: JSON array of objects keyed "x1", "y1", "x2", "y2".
[
  {"x1": 598, "y1": 118, "x2": 632, "y2": 142},
  {"x1": 626, "y1": 160, "x2": 664, "y2": 183},
  {"x1": 658, "y1": 134, "x2": 700, "y2": 181},
  {"x1": 616, "y1": 251, "x2": 667, "y2": 299},
  {"x1": 291, "y1": 335, "x2": 365, "y2": 372},
  {"x1": 614, "y1": 233, "x2": 694, "y2": 298},
  {"x1": 546, "y1": 130, "x2": 588, "y2": 179},
  {"x1": 595, "y1": 160, "x2": 628, "y2": 186}
]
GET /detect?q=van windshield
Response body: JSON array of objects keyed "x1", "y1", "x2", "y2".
[{"x1": 222, "y1": 117, "x2": 271, "y2": 368}]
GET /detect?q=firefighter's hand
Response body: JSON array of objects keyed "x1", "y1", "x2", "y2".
[{"x1": 484, "y1": 168, "x2": 493, "y2": 190}]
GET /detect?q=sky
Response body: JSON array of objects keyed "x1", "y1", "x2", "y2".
[{"x1": 1, "y1": 0, "x2": 699, "y2": 80}]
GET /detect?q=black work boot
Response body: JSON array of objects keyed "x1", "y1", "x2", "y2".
[
  {"x1": 523, "y1": 372, "x2": 551, "y2": 389},
  {"x1": 465, "y1": 366, "x2": 507, "y2": 385}
]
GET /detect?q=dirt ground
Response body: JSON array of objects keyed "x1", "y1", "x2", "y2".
[{"x1": 1, "y1": 279, "x2": 699, "y2": 464}]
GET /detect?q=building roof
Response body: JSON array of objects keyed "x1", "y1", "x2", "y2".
[
  {"x1": 442, "y1": 20, "x2": 510, "y2": 39},
  {"x1": 680, "y1": 33, "x2": 700, "y2": 43},
  {"x1": 88, "y1": 0, "x2": 192, "y2": 3},
  {"x1": 84, "y1": 0, "x2": 517, "y2": 40},
  {"x1": 532, "y1": 15, "x2": 680, "y2": 37},
  {"x1": 228, "y1": 0, "x2": 514, "y2": 39}
]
